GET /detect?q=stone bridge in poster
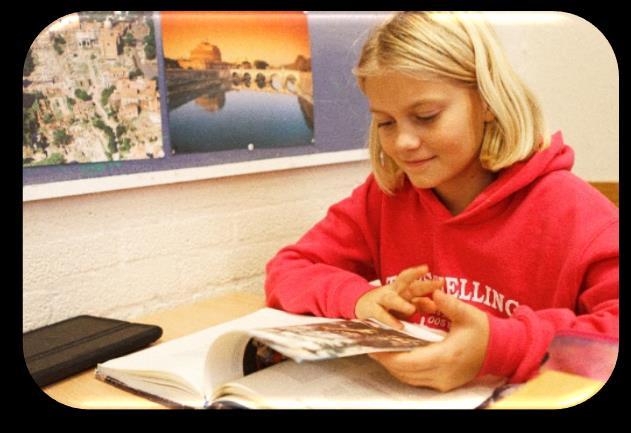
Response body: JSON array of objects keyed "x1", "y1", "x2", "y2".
[
  {"x1": 229, "y1": 69, "x2": 313, "y2": 103},
  {"x1": 166, "y1": 68, "x2": 313, "y2": 110}
]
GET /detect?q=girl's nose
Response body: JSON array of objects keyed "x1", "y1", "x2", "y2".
[{"x1": 395, "y1": 128, "x2": 422, "y2": 151}]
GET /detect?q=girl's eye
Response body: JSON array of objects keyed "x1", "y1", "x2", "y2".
[
  {"x1": 414, "y1": 111, "x2": 440, "y2": 123},
  {"x1": 376, "y1": 120, "x2": 394, "y2": 128},
  {"x1": 415, "y1": 113, "x2": 439, "y2": 122}
]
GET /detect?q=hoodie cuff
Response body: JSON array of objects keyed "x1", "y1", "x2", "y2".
[{"x1": 477, "y1": 314, "x2": 529, "y2": 379}]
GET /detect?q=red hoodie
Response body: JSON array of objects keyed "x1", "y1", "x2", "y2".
[{"x1": 264, "y1": 131, "x2": 619, "y2": 383}]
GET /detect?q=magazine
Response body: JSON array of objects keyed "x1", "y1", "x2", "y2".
[{"x1": 96, "y1": 307, "x2": 502, "y2": 409}]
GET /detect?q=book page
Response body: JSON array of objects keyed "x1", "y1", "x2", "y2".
[
  {"x1": 204, "y1": 312, "x2": 447, "y2": 390},
  {"x1": 246, "y1": 318, "x2": 444, "y2": 362},
  {"x1": 97, "y1": 308, "x2": 342, "y2": 405},
  {"x1": 97, "y1": 307, "x2": 451, "y2": 408},
  {"x1": 202, "y1": 309, "x2": 353, "y2": 394},
  {"x1": 213, "y1": 355, "x2": 504, "y2": 409}
]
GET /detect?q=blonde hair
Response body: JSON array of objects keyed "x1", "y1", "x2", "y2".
[{"x1": 353, "y1": 11, "x2": 547, "y2": 194}]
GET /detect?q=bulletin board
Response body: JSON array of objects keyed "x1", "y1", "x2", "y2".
[{"x1": 22, "y1": 11, "x2": 389, "y2": 200}]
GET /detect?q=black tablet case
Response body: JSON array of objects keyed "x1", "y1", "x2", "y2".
[{"x1": 23, "y1": 315, "x2": 163, "y2": 387}]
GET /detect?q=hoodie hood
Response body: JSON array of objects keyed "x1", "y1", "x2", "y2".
[{"x1": 415, "y1": 131, "x2": 574, "y2": 222}]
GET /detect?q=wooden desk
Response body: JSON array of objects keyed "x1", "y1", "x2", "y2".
[
  {"x1": 41, "y1": 292, "x2": 266, "y2": 409},
  {"x1": 40, "y1": 292, "x2": 611, "y2": 409}
]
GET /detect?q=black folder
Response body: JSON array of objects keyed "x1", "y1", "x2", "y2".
[{"x1": 23, "y1": 315, "x2": 163, "y2": 387}]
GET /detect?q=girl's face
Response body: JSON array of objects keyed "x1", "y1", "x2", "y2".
[{"x1": 364, "y1": 71, "x2": 495, "y2": 197}]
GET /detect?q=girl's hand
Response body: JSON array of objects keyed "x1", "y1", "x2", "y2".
[
  {"x1": 368, "y1": 290, "x2": 490, "y2": 392},
  {"x1": 354, "y1": 265, "x2": 443, "y2": 329}
]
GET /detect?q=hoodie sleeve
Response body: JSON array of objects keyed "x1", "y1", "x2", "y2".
[
  {"x1": 478, "y1": 219, "x2": 619, "y2": 383},
  {"x1": 264, "y1": 176, "x2": 381, "y2": 319}
]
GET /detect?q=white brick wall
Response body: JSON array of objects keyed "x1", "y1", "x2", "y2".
[{"x1": 22, "y1": 161, "x2": 372, "y2": 331}]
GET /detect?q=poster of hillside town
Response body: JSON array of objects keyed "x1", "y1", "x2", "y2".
[
  {"x1": 161, "y1": 11, "x2": 314, "y2": 155},
  {"x1": 23, "y1": 11, "x2": 165, "y2": 167}
]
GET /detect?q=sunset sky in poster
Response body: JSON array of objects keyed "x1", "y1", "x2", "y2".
[{"x1": 160, "y1": 11, "x2": 311, "y2": 66}]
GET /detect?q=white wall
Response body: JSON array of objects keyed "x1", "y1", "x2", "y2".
[
  {"x1": 22, "y1": 12, "x2": 618, "y2": 331},
  {"x1": 487, "y1": 11, "x2": 618, "y2": 181},
  {"x1": 22, "y1": 162, "x2": 372, "y2": 331}
]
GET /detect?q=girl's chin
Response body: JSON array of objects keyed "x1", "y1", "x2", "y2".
[{"x1": 406, "y1": 174, "x2": 438, "y2": 190}]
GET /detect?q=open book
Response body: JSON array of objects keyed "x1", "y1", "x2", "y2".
[{"x1": 96, "y1": 308, "x2": 503, "y2": 409}]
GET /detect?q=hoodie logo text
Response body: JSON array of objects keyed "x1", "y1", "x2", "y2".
[{"x1": 385, "y1": 272, "x2": 520, "y2": 331}]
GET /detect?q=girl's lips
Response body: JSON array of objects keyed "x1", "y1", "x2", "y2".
[{"x1": 404, "y1": 156, "x2": 436, "y2": 168}]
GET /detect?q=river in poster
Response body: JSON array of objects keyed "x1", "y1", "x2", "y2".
[{"x1": 161, "y1": 11, "x2": 314, "y2": 155}]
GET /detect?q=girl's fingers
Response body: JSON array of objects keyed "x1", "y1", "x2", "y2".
[
  {"x1": 393, "y1": 265, "x2": 429, "y2": 293},
  {"x1": 382, "y1": 291, "x2": 416, "y2": 316},
  {"x1": 402, "y1": 278, "x2": 444, "y2": 299},
  {"x1": 411, "y1": 297, "x2": 437, "y2": 314},
  {"x1": 372, "y1": 307, "x2": 404, "y2": 330}
]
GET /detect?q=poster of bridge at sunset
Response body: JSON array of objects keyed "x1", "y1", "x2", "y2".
[{"x1": 161, "y1": 11, "x2": 314, "y2": 155}]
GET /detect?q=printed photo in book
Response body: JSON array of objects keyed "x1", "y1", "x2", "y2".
[{"x1": 95, "y1": 308, "x2": 504, "y2": 409}]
